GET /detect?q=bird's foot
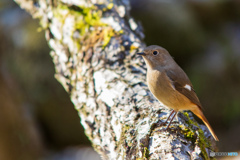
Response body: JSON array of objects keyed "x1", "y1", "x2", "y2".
[{"x1": 150, "y1": 119, "x2": 168, "y2": 131}]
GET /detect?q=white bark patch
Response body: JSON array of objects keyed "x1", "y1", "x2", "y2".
[
  {"x1": 137, "y1": 117, "x2": 151, "y2": 140},
  {"x1": 94, "y1": 69, "x2": 126, "y2": 107},
  {"x1": 129, "y1": 18, "x2": 137, "y2": 30},
  {"x1": 117, "y1": 5, "x2": 125, "y2": 17},
  {"x1": 184, "y1": 84, "x2": 191, "y2": 91},
  {"x1": 101, "y1": 17, "x2": 122, "y2": 31}
]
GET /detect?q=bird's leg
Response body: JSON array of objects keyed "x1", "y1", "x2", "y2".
[
  {"x1": 151, "y1": 110, "x2": 176, "y2": 131},
  {"x1": 163, "y1": 110, "x2": 175, "y2": 124},
  {"x1": 166, "y1": 111, "x2": 178, "y2": 130}
]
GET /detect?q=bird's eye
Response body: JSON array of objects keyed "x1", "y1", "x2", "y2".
[{"x1": 153, "y1": 50, "x2": 158, "y2": 55}]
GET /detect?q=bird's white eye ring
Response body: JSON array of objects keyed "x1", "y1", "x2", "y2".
[{"x1": 153, "y1": 50, "x2": 159, "y2": 55}]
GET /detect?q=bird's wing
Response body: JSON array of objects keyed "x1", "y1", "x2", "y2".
[{"x1": 166, "y1": 69, "x2": 203, "y2": 110}]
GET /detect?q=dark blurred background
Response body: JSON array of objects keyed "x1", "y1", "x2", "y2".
[{"x1": 0, "y1": 0, "x2": 240, "y2": 159}]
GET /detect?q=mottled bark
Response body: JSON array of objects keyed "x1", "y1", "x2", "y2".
[{"x1": 15, "y1": 0, "x2": 216, "y2": 159}]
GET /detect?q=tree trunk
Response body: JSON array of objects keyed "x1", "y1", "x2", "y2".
[{"x1": 15, "y1": 0, "x2": 217, "y2": 159}]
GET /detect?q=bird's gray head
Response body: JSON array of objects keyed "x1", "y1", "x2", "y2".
[{"x1": 137, "y1": 45, "x2": 173, "y2": 70}]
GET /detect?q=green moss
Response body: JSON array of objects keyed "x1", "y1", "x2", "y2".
[
  {"x1": 124, "y1": 124, "x2": 131, "y2": 131},
  {"x1": 50, "y1": 4, "x2": 118, "y2": 48},
  {"x1": 119, "y1": 124, "x2": 132, "y2": 147},
  {"x1": 143, "y1": 147, "x2": 149, "y2": 159},
  {"x1": 103, "y1": 28, "x2": 115, "y2": 47},
  {"x1": 182, "y1": 128, "x2": 195, "y2": 139},
  {"x1": 53, "y1": 4, "x2": 69, "y2": 23},
  {"x1": 107, "y1": 3, "x2": 114, "y2": 10},
  {"x1": 182, "y1": 112, "x2": 211, "y2": 160}
]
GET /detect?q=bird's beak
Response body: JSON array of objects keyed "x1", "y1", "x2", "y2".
[{"x1": 137, "y1": 52, "x2": 146, "y2": 56}]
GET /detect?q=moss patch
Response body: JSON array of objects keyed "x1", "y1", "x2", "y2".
[
  {"x1": 51, "y1": 3, "x2": 119, "y2": 49},
  {"x1": 182, "y1": 112, "x2": 212, "y2": 160},
  {"x1": 143, "y1": 147, "x2": 149, "y2": 159}
]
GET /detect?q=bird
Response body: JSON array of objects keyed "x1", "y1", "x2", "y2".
[{"x1": 137, "y1": 45, "x2": 219, "y2": 141}]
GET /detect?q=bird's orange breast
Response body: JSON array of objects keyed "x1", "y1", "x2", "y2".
[{"x1": 147, "y1": 69, "x2": 194, "y2": 111}]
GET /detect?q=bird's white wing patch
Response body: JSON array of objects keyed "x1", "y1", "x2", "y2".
[{"x1": 184, "y1": 84, "x2": 191, "y2": 91}]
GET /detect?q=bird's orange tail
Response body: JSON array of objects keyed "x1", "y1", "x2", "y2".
[{"x1": 191, "y1": 108, "x2": 219, "y2": 141}]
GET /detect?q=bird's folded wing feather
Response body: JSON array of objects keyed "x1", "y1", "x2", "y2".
[{"x1": 166, "y1": 69, "x2": 203, "y2": 110}]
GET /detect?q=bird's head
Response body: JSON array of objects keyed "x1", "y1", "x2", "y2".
[{"x1": 137, "y1": 45, "x2": 173, "y2": 70}]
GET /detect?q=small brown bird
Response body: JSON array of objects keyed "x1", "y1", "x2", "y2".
[{"x1": 137, "y1": 45, "x2": 219, "y2": 141}]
